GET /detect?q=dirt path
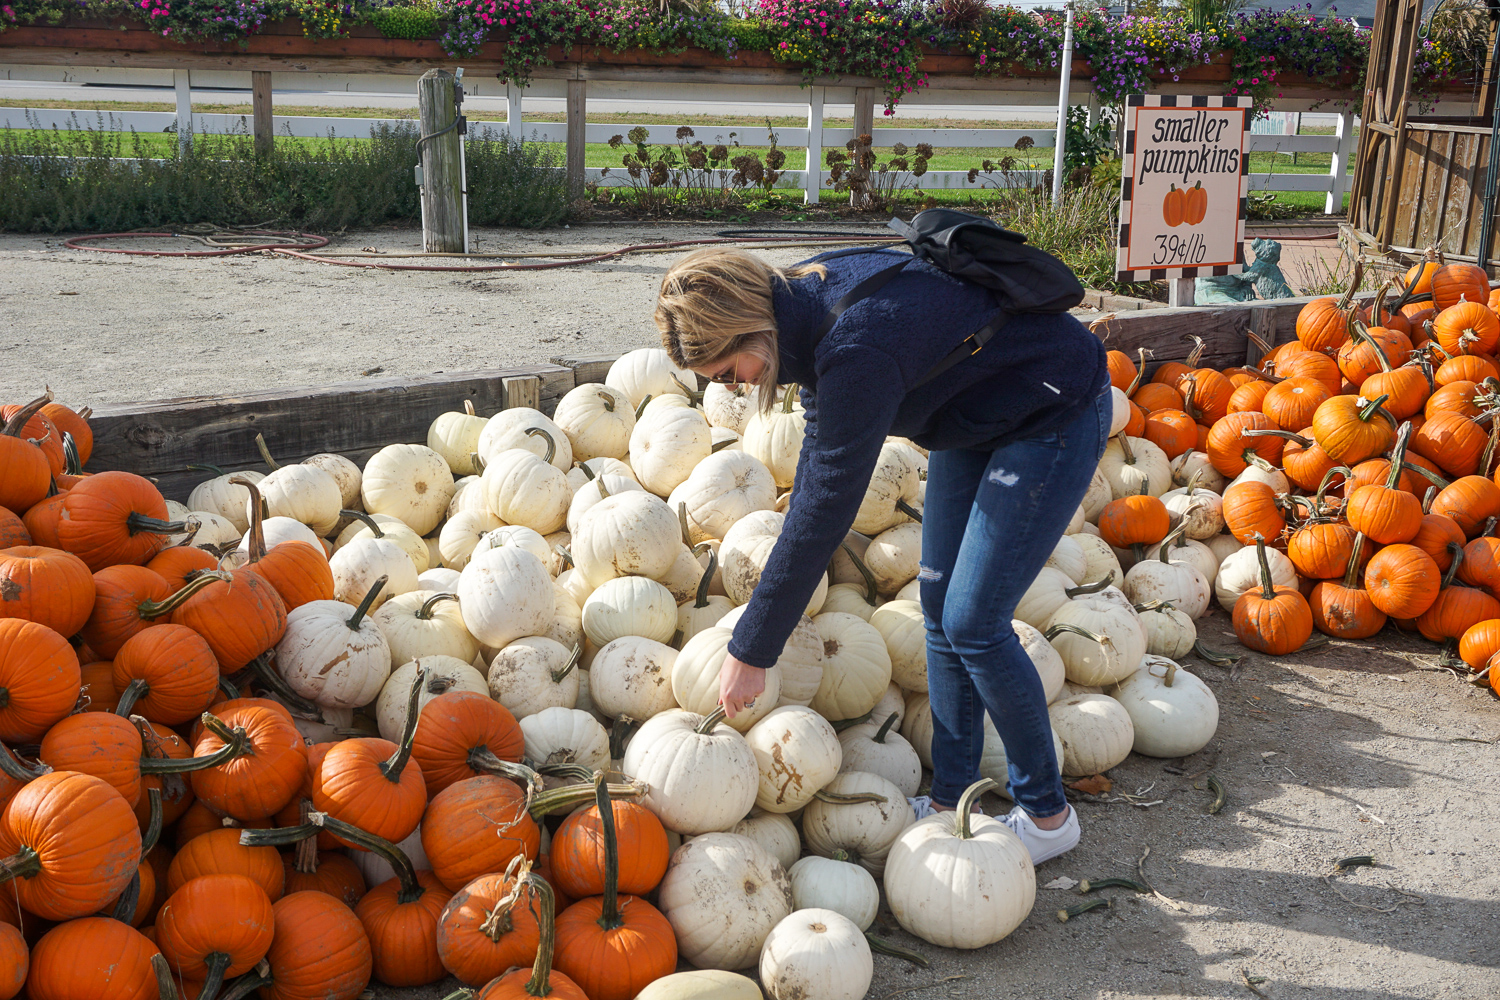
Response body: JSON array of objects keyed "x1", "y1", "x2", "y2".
[{"x1": 5, "y1": 225, "x2": 1498, "y2": 999}]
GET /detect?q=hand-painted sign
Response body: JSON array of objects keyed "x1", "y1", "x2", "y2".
[{"x1": 1116, "y1": 94, "x2": 1250, "y2": 283}]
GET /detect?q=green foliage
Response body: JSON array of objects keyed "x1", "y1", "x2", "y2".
[
  {"x1": 0, "y1": 119, "x2": 567, "y2": 232},
  {"x1": 723, "y1": 16, "x2": 773, "y2": 54},
  {"x1": 1062, "y1": 106, "x2": 1116, "y2": 172},
  {"x1": 369, "y1": 2, "x2": 440, "y2": 39}
]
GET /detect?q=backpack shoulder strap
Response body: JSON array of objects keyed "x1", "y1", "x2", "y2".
[
  {"x1": 911, "y1": 310, "x2": 1008, "y2": 389},
  {"x1": 813, "y1": 256, "x2": 913, "y2": 340}
]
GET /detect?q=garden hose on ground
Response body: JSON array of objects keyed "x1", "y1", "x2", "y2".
[{"x1": 61, "y1": 227, "x2": 906, "y2": 272}]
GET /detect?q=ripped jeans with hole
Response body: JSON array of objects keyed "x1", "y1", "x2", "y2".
[{"x1": 920, "y1": 389, "x2": 1111, "y2": 815}]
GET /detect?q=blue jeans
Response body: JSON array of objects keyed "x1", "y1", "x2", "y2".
[{"x1": 920, "y1": 389, "x2": 1112, "y2": 814}]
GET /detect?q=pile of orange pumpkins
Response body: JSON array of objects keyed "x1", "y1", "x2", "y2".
[
  {"x1": 1103, "y1": 254, "x2": 1500, "y2": 689},
  {"x1": 0, "y1": 396, "x2": 697, "y2": 1000}
]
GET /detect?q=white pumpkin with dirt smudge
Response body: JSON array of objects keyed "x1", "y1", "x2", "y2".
[
  {"x1": 361, "y1": 443, "x2": 455, "y2": 536},
  {"x1": 1108, "y1": 655, "x2": 1219, "y2": 758},
  {"x1": 1214, "y1": 541, "x2": 1296, "y2": 612},
  {"x1": 257, "y1": 460, "x2": 344, "y2": 538},
  {"x1": 759, "y1": 908, "x2": 872, "y2": 1000},
  {"x1": 788, "y1": 857, "x2": 880, "y2": 932},
  {"x1": 274, "y1": 584, "x2": 393, "y2": 710},
  {"x1": 718, "y1": 510, "x2": 828, "y2": 613},
  {"x1": 800, "y1": 770, "x2": 914, "y2": 877},
  {"x1": 1099, "y1": 434, "x2": 1171, "y2": 499},
  {"x1": 566, "y1": 475, "x2": 646, "y2": 536},
  {"x1": 861, "y1": 522, "x2": 922, "y2": 596},
  {"x1": 671, "y1": 627, "x2": 781, "y2": 733},
  {"x1": 744, "y1": 705, "x2": 842, "y2": 814},
  {"x1": 899, "y1": 693, "x2": 933, "y2": 770},
  {"x1": 635, "y1": 971, "x2": 763, "y2": 1000},
  {"x1": 978, "y1": 714, "x2": 1067, "y2": 797},
  {"x1": 376, "y1": 654, "x2": 487, "y2": 741},
  {"x1": 456, "y1": 545, "x2": 555, "y2": 649},
  {"x1": 486, "y1": 635, "x2": 581, "y2": 720},
  {"x1": 481, "y1": 447, "x2": 570, "y2": 536},
  {"x1": 658, "y1": 831, "x2": 794, "y2": 970},
  {"x1": 335, "y1": 512, "x2": 430, "y2": 573},
  {"x1": 370, "y1": 590, "x2": 479, "y2": 669},
  {"x1": 731, "y1": 810, "x2": 801, "y2": 873},
  {"x1": 1044, "y1": 594, "x2": 1147, "y2": 687},
  {"x1": 189, "y1": 469, "x2": 262, "y2": 534},
  {"x1": 852, "y1": 441, "x2": 922, "y2": 536},
  {"x1": 478, "y1": 407, "x2": 574, "y2": 472},
  {"x1": 571, "y1": 490, "x2": 682, "y2": 590},
  {"x1": 587, "y1": 635, "x2": 679, "y2": 720},
  {"x1": 883, "y1": 778, "x2": 1035, "y2": 949},
  {"x1": 581, "y1": 575, "x2": 677, "y2": 646},
  {"x1": 668, "y1": 449, "x2": 778, "y2": 543},
  {"x1": 717, "y1": 605, "x2": 826, "y2": 710},
  {"x1": 701, "y1": 382, "x2": 761, "y2": 435},
  {"x1": 1138, "y1": 602, "x2": 1197, "y2": 659},
  {"x1": 437, "y1": 509, "x2": 504, "y2": 571},
  {"x1": 810, "y1": 612, "x2": 893, "y2": 722},
  {"x1": 868, "y1": 599, "x2": 926, "y2": 693},
  {"x1": 836, "y1": 712, "x2": 921, "y2": 798},
  {"x1": 517, "y1": 705, "x2": 610, "y2": 772},
  {"x1": 552, "y1": 383, "x2": 636, "y2": 462},
  {"x1": 1047, "y1": 692, "x2": 1135, "y2": 776},
  {"x1": 631, "y1": 400, "x2": 713, "y2": 498},
  {"x1": 621, "y1": 707, "x2": 760, "y2": 835},
  {"x1": 1071, "y1": 532, "x2": 1124, "y2": 589}
]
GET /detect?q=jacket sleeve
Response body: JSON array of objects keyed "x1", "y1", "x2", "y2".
[{"x1": 727, "y1": 343, "x2": 906, "y2": 669}]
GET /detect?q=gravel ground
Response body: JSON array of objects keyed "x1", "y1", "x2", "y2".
[{"x1": 4, "y1": 225, "x2": 1499, "y2": 999}]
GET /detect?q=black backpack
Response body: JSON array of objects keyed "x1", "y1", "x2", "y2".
[{"x1": 814, "y1": 208, "x2": 1086, "y2": 388}]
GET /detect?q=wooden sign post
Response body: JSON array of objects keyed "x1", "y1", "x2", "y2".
[{"x1": 1116, "y1": 95, "x2": 1251, "y2": 304}]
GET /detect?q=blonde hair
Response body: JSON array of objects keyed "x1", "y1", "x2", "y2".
[{"x1": 656, "y1": 248, "x2": 826, "y2": 410}]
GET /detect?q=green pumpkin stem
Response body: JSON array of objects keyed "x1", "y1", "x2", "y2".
[
  {"x1": 197, "y1": 952, "x2": 234, "y2": 1000},
  {"x1": 597, "y1": 390, "x2": 616, "y2": 413},
  {"x1": 62, "y1": 432, "x2": 82, "y2": 476},
  {"x1": 872, "y1": 711, "x2": 899, "y2": 744},
  {"x1": 1063, "y1": 576, "x2": 1115, "y2": 598},
  {"x1": 253, "y1": 432, "x2": 282, "y2": 471},
  {"x1": 216, "y1": 967, "x2": 272, "y2": 1000},
  {"x1": 1252, "y1": 533, "x2": 1276, "y2": 601},
  {"x1": 315, "y1": 811, "x2": 426, "y2": 904},
  {"x1": 829, "y1": 709, "x2": 874, "y2": 732},
  {"x1": 553, "y1": 644, "x2": 582, "y2": 685},
  {"x1": 415, "y1": 593, "x2": 458, "y2": 621},
  {"x1": 812, "y1": 789, "x2": 889, "y2": 805},
  {"x1": 1341, "y1": 533, "x2": 1368, "y2": 589},
  {"x1": 468, "y1": 747, "x2": 542, "y2": 798},
  {"x1": 0, "y1": 844, "x2": 41, "y2": 884},
  {"x1": 839, "y1": 542, "x2": 879, "y2": 606},
  {"x1": 114, "y1": 678, "x2": 149, "y2": 719},
  {"x1": 592, "y1": 771, "x2": 625, "y2": 931},
  {"x1": 955, "y1": 778, "x2": 999, "y2": 839},
  {"x1": 1441, "y1": 542, "x2": 1465, "y2": 590},
  {"x1": 693, "y1": 548, "x2": 719, "y2": 609},
  {"x1": 152, "y1": 955, "x2": 181, "y2": 1000},
  {"x1": 142, "y1": 787, "x2": 163, "y2": 853},
  {"x1": 143, "y1": 716, "x2": 247, "y2": 773},
  {"x1": 230, "y1": 476, "x2": 268, "y2": 562},
  {"x1": 242, "y1": 651, "x2": 320, "y2": 715},
  {"x1": 696, "y1": 705, "x2": 729, "y2": 734},
  {"x1": 341, "y1": 509, "x2": 384, "y2": 538},
  {"x1": 864, "y1": 931, "x2": 930, "y2": 968},
  {"x1": 529, "y1": 779, "x2": 645, "y2": 819},
  {"x1": 895, "y1": 498, "x2": 923, "y2": 523},
  {"x1": 381, "y1": 666, "x2": 426, "y2": 784},
  {"x1": 525, "y1": 427, "x2": 558, "y2": 466},
  {"x1": 635, "y1": 395, "x2": 653, "y2": 419},
  {"x1": 578, "y1": 461, "x2": 597, "y2": 482},
  {"x1": 347, "y1": 575, "x2": 387, "y2": 631},
  {"x1": 678, "y1": 502, "x2": 693, "y2": 547},
  {"x1": 110, "y1": 869, "x2": 141, "y2": 923},
  {"x1": 136, "y1": 572, "x2": 232, "y2": 621},
  {"x1": 522, "y1": 866, "x2": 563, "y2": 997},
  {"x1": 1382, "y1": 422, "x2": 1414, "y2": 490},
  {"x1": 782, "y1": 384, "x2": 800, "y2": 413},
  {"x1": 125, "y1": 512, "x2": 188, "y2": 538},
  {"x1": 0, "y1": 739, "x2": 47, "y2": 783}
]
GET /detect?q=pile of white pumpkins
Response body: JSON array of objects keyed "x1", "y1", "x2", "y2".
[{"x1": 166, "y1": 349, "x2": 1231, "y2": 998}]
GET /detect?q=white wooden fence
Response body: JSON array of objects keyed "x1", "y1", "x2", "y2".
[{"x1": 2, "y1": 100, "x2": 1358, "y2": 211}]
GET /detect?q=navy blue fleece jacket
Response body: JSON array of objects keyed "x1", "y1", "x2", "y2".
[{"x1": 726, "y1": 247, "x2": 1109, "y2": 671}]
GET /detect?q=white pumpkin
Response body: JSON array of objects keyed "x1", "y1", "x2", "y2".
[
  {"x1": 1206, "y1": 532, "x2": 1246, "y2": 566},
  {"x1": 635, "y1": 971, "x2": 762, "y2": 1000},
  {"x1": 437, "y1": 509, "x2": 504, "y2": 570},
  {"x1": 376, "y1": 655, "x2": 488, "y2": 741},
  {"x1": 1161, "y1": 482, "x2": 1226, "y2": 540},
  {"x1": 328, "y1": 526, "x2": 419, "y2": 612},
  {"x1": 1082, "y1": 466, "x2": 1112, "y2": 522},
  {"x1": 518, "y1": 705, "x2": 610, "y2": 771},
  {"x1": 1046, "y1": 534, "x2": 1089, "y2": 584},
  {"x1": 1140, "y1": 602, "x2": 1196, "y2": 658},
  {"x1": 731, "y1": 810, "x2": 801, "y2": 873},
  {"x1": 741, "y1": 389, "x2": 806, "y2": 491},
  {"x1": 566, "y1": 474, "x2": 646, "y2": 536},
  {"x1": 1153, "y1": 533, "x2": 1220, "y2": 586},
  {"x1": 335, "y1": 513, "x2": 429, "y2": 573},
  {"x1": 801, "y1": 771, "x2": 913, "y2": 876},
  {"x1": 566, "y1": 457, "x2": 638, "y2": 494},
  {"x1": 978, "y1": 714, "x2": 1067, "y2": 796},
  {"x1": 572, "y1": 490, "x2": 682, "y2": 589},
  {"x1": 1045, "y1": 595, "x2": 1147, "y2": 686},
  {"x1": 581, "y1": 575, "x2": 677, "y2": 646},
  {"x1": 482, "y1": 447, "x2": 570, "y2": 535},
  {"x1": 862, "y1": 522, "x2": 922, "y2": 596},
  {"x1": 186, "y1": 512, "x2": 246, "y2": 554},
  {"x1": 1170, "y1": 450, "x2": 1228, "y2": 492},
  {"x1": 361, "y1": 443, "x2": 455, "y2": 537},
  {"x1": 818, "y1": 582, "x2": 881, "y2": 622},
  {"x1": 1015, "y1": 619, "x2": 1067, "y2": 704},
  {"x1": 255, "y1": 460, "x2": 343, "y2": 538},
  {"x1": 671, "y1": 627, "x2": 781, "y2": 733},
  {"x1": 787, "y1": 858, "x2": 880, "y2": 931},
  {"x1": 1122, "y1": 538, "x2": 1211, "y2": 619},
  {"x1": 827, "y1": 531, "x2": 872, "y2": 589},
  {"x1": 487, "y1": 636, "x2": 581, "y2": 720},
  {"x1": 427, "y1": 399, "x2": 489, "y2": 476},
  {"x1": 1048, "y1": 693, "x2": 1135, "y2": 775},
  {"x1": 899, "y1": 692, "x2": 933, "y2": 769},
  {"x1": 456, "y1": 545, "x2": 555, "y2": 648},
  {"x1": 702, "y1": 382, "x2": 762, "y2": 434},
  {"x1": 1108, "y1": 385, "x2": 1131, "y2": 435},
  {"x1": 759, "y1": 909, "x2": 872, "y2": 1000},
  {"x1": 852, "y1": 442, "x2": 921, "y2": 536},
  {"x1": 447, "y1": 476, "x2": 488, "y2": 519},
  {"x1": 719, "y1": 510, "x2": 827, "y2": 614},
  {"x1": 417, "y1": 567, "x2": 462, "y2": 592},
  {"x1": 552, "y1": 383, "x2": 635, "y2": 462},
  {"x1": 621, "y1": 708, "x2": 760, "y2": 835},
  {"x1": 1214, "y1": 541, "x2": 1295, "y2": 611},
  {"x1": 658, "y1": 832, "x2": 793, "y2": 970},
  {"x1": 1099, "y1": 434, "x2": 1171, "y2": 499},
  {"x1": 717, "y1": 605, "x2": 826, "y2": 709},
  {"x1": 870, "y1": 683, "x2": 906, "y2": 729},
  {"x1": 275, "y1": 589, "x2": 393, "y2": 709},
  {"x1": 1014, "y1": 566, "x2": 1081, "y2": 630},
  {"x1": 606, "y1": 347, "x2": 697, "y2": 408},
  {"x1": 837, "y1": 713, "x2": 921, "y2": 797},
  {"x1": 1109, "y1": 655, "x2": 1219, "y2": 757},
  {"x1": 588, "y1": 636, "x2": 679, "y2": 720},
  {"x1": 867, "y1": 600, "x2": 925, "y2": 693},
  {"x1": 810, "y1": 613, "x2": 892, "y2": 722},
  {"x1": 471, "y1": 524, "x2": 552, "y2": 569},
  {"x1": 667, "y1": 450, "x2": 777, "y2": 543},
  {"x1": 188, "y1": 469, "x2": 262, "y2": 534},
  {"x1": 744, "y1": 706, "x2": 842, "y2": 813},
  {"x1": 478, "y1": 407, "x2": 574, "y2": 473},
  {"x1": 655, "y1": 542, "x2": 715, "y2": 605},
  {"x1": 676, "y1": 553, "x2": 735, "y2": 644},
  {"x1": 883, "y1": 778, "x2": 1035, "y2": 949},
  {"x1": 1228, "y1": 459, "x2": 1291, "y2": 494},
  {"x1": 545, "y1": 581, "x2": 584, "y2": 652},
  {"x1": 631, "y1": 401, "x2": 712, "y2": 498},
  {"x1": 370, "y1": 589, "x2": 479, "y2": 668}
]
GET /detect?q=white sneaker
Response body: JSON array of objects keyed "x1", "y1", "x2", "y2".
[{"x1": 1001, "y1": 804, "x2": 1080, "y2": 864}]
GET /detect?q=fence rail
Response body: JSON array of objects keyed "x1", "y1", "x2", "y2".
[{"x1": 3, "y1": 104, "x2": 1358, "y2": 204}]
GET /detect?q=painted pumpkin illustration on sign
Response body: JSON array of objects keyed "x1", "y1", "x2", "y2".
[
  {"x1": 1163, "y1": 184, "x2": 1185, "y2": 227},
  {"x1": 1184, "y1": 181, "x2": 1208, "y2": 225}
]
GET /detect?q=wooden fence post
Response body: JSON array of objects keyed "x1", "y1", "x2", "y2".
[
  {"x1": 506, "y1": 80, "x2": 524, "y2": 143},
  {"x1": 251, "y1": 71, "x2": 273, "y2": 157},
  {"x1": 805, "y1": 86, "x2": 824, "y2": 205},
  {"x1": 417, "y1": 69, "x2": 465, "y2": 254},
  {"x1": 173, "y1": 68, "x2": 192, "y2": 157},
  {"x1": 566, "y1": 78, "x2": 587, "y2": 200},
  {"x1": 851, "y1": 86, "x2": 875, "y2": 207},
  {"x1": 1326, "y1": 109, "x2": 1356, "y2": 216}
]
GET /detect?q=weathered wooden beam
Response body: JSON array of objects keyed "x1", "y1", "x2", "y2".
[
  {"x1": 502, "y1": 375, "x2": 541, "y2": 411},
  {"x1": 87, "y1": 364, "x2": 573, "y2": 501},
  {"x1": 417, "y1": 69, "x2": 465, "y2": 254},
  {"x1": 566, "y1": 78, "x2": 587, "y2": 199},
  {"x1": 551, "y1": 353, "x2": 618, "y2": 386},
  {"x1": 251, "y1": 70, "x2": 273, "y2": 157}
]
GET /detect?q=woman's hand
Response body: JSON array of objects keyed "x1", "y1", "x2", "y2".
[{"x1": 718, "y1": 654, "x2": 767, "y2": 719}]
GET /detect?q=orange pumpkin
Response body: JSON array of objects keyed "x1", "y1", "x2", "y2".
[
  {"x1": 1364, "y1": 543, "x2": 1442, "y2": 619},
  {"x1": 283, "y1": 848, "x2": 367, "y2": 908},
  {"x1": 1227, "y1": 379, "x2": 1274, "y2": 414},
  {"x1": 1222, "y1": 481, "x2": 1287, "y2": 546},
  {"x1": 25, "y1": 918, "x2": 161, "y2": 1000},
  {"x1": 156, "y1": 874, "x2": 275, "y2": 998},
  {"x1": 469, "y1": 874, "x2": 588, "y2": 1000},
  {"x1": 1096, "y1": 494, "x2": 1171, "y2": 550},
  {"x1": 1311, "y1": 394, "x2": 1397, "y2": 465},
  {"x1": 1412, "y1": 513, "x2": 1467, "y2": 572},
  {"x1": 1183, "y1": 180, "x2": 1207, "y2": 225},
  {"x1": 1431, "y1": 263, "x2": 1490, "y2": 310},
  {"x1": 111, "y1": 624, "x2": 219, "y2": 726},
  {"x1": 436, "y1": 869, "x2": 545, "y2": 987},
  {"x1": 0, "y1": 395, "x2": 55, "y2": 517},
  {"x1": 422, "y1": 776, "x2": 543, "y2": 894},
  {"x1": 1431, "y1": 301, "x2": 1500, "y2": 357},
  {"x1": 1106, "y1": 350, "x2": 1137, "y2": 390},
  {"x1": 0, "y1": 922, "x2": 23, "y2": 1000},
  {"x1": 1286, "y1": 522, "x2": 1357, "y2": 580},
  {"x1": 0, "y1": 546, "x2": 95, "y2": 640},
  {"x1": 1131, "y1": 381, "x2": 1183, "y2": 414},
  {"x1": 1261, "y1": 377, "x2": 1331, "y2": 431},
  {"x1": 1274, "y1": 348, "x2": 1343, "y2": 395},
  {"x1": 1205, "y1": 411, "x2": 1283, "y2": 477},
  {"x1": 167, "y1": 827, "x2": 285, "y2": 901},
  {"x1": 1429, "y1": 476, "x2": 1500, "y2": 538},
  {"x1": 189, "y1": 703, "x2": 308, "y2": 823},
  {"x1": 1425, "y1": 380, "x2": 1481, "y2": 420},
  {"x1": 55, "y1": 472, "x2": 181, "y2": 572},
  {"x1": 313, "y1": 670, "x2": 428, "y2": 850},
  {"x1": 1458, "y1": 618, "x2": 1500, "y2": 670},
  {"x1": 79, "y1": 564, "x2": 173, "y2": 659},
  {"x1": 409, "y1": 690, "x2": 527, "y2": 799},
  {"x1": 0, "y1": 507, "x2": 27, "y2": 550},
  {"x1": 1142, "y1": 409, "x2": 1197, "y2": 459},
  {"x1": 1435, "y1": 352, "x2": 1499, "y2": 386},
  {"x1": 164, "y1": 569, "x2": 287, "y2": 674},
  {"x1": 1162, "y1": 184, "x2": 1186, "y2": 227},
  {"x1": 261, "y1": 890, "x2": 374, "y2": 1000},
  {"x1": 0, "y1": 619, "x2": 81, "y2": 744},
  {"x1": 1411, "y1": 411, "x2": 1487, "y2": 477},
  {"x1": 144, "y1": 546, "x2": 219, "y2": 593},
  {"x1": 1232, "y1": 536, "x2": 1314, "y2": 655}
]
